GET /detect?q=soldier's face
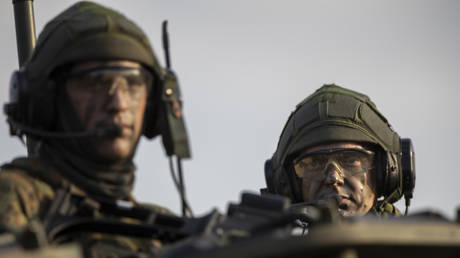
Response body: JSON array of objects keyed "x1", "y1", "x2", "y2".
[
  {"x1": 293, "y1": 142, "x2": 376, "y2": 217},
  {"x1": 66, "y1": 60, "x2": 148, "y2": 162}
]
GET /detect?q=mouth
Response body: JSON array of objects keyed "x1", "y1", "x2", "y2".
[
  {"x1": 117, "y1": 123, "x2": 133, "y2": 136},
  {"x1": 315, "y1": 189, "x2": 359, "y2": 217},
  {"x1": 337, "y1": 195, "x2": 355, "y2": 211},
  {"x1": 94, "y1": 120, "x2": 133, "y2": 138},
  {"x1": 338, "y1": 202, "x2": 348, "y2": 211},
  {"x1": 119, "y1": 122, "x2": 132, "y2": 129}
]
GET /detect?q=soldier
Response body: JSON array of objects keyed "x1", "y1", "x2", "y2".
[
  {"x1": 264, "y1": 84, "x2": 415, "y2": 217},
  {"x1": 0, "y1": 1, "x2": 181, "y2": 256}
]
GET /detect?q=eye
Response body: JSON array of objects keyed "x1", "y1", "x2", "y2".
[
  {"x1": 67, "y1": 78, "x2": 94, "y2": 92},
  {"x1": 340, "y1": 153, "x2": 363, "y2": 167},
  {"x1": 308, "y1": 160, "x2": 322, "y2": 170},
  {"x1": 301, "y1": 156, "x2": 325, "y2": 171},
  {"x1": 96, "y1": 77, "x2": 114, "y2": 91},
  {"x1": 343, "y1": 158, "x2": 361, "y2": 167},
  {"x1": 126, "y1": 75, "x2": 145, "y2": 86},
  {"x1": 77, "y1": 74, "x2": 113, "y2": 93},
  {"x1": 129, "y1": 82, "x2": 146, "y2": 93}
]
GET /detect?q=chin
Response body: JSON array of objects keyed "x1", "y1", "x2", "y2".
[
  {"x1": 96, "y1": 139, "x2": 133, "y2": 162},
  {"x1": 338, "y1": 209, "x2": 357, "y2": 217}
]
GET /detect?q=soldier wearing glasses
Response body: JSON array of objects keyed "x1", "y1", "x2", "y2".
[
  {"x1": 265, "y1": 84, "x2": 415, "y2": 217},
  {"x1": 0, "y1": 1, "x2": 174, "y2": 256}
]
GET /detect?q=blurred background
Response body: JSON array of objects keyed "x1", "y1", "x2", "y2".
[{"x1": 0, "y1": 0, "x2": 459, "y2": 218}]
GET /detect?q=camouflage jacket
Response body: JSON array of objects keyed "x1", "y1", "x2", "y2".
[
  {"x1": 371, "y1": 201, "x2": 403, "y2": 217},
  {"x1": 0, "y1": 156, "x2": 173, "y2": 257}
]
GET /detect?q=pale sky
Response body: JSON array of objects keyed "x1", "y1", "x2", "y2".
[{"x1": 1, "y1": 0, "x2": 459, "y2": 218}]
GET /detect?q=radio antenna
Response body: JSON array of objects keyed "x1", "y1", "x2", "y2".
[
  {"x1": 162, "y1": 20, "x2": 193, "y2": 217},
  {"x1": 162, "y1": 20, "x2": 171, "y2": 69}
]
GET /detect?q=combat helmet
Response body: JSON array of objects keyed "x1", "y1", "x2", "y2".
[
  {"x1": 264, "y1": 84, "x2": 415, "y2": 209},
  {"x1": 6, "y1": 1, "x2": 165, "y2": 140}
]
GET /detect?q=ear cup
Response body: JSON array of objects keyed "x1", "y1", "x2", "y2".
[
  {"x1": 142, "y1": 90, "x2": 161, "y2": 138},
  {"x1": 375, "y1": 148, "x2": 402, "y2": 200},
  {"x1": 5, "y1": 69, "x2": 56, "y2": 136},
  {"x1": 375, "y1": 150, "x2": 386, "y2": 197},
  {"x1": 142, "y1": 75, "x2": 163, "y2": 139},
  {"x1": 264, "y1": 159, "x2": 275, "y2": 193},
  {"x1": 5, "y1": 70, "x2": 28, "y2": 131},
  {"x1": 284, "y1": 165, "x2": 303, "y2": 203},
  {"x1": 384, "y1": 152, "x2": 402, "y2": 200},
  {"x1": 401, "y1": 138, "x2": 415, "y2": 200},
  {"x1": 265, "y1": 158, "x2": 301, "y2": 201},
  {"x1": 375, "y1": 138, "x2": 416, "y2": 204},
  {"x1": 31, "y1": 79, "x2": 56, "y2": 130},
  {"x1": 375, "y1": 150, "x2": 387, "y2": 197}
]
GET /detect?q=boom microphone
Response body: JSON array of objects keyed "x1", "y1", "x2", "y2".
[
  {"x1": 94, "y1": 125, "x2": 123, "y2": 138},
  {"x1": 7, "y1": 118, "x2": 123, "y2": 139}
]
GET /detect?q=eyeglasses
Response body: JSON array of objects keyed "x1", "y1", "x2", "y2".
[
  {"x1": 66, "y1": 66, "x2": 152, "y2": 99},
  {"x1": 293, "y1": 148, "x2": 375, "y2": 178}
]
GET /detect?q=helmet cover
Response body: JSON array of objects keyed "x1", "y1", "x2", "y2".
[{"x1": 267, "y1": 84, "x2": 402, "y2": 202}]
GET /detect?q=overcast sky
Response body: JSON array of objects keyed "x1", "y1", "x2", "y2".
[{"x1": 1, "y1": 0, "x2": 459, "y2": 218}]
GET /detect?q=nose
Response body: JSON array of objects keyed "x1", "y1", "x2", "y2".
[
  {"x1": 325, "y1": 162, "x2": 345, "y2": 186},
  {"x1": 106, "y1": 86, "x2": 129, "y2": 113}
]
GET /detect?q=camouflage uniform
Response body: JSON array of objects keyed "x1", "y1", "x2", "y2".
[
  {"x1": 0, "y1": 157, "x2": 171, "y2": 257},
  {"x1": 1, "y1": 2, "x2": 173, "y2": 257},
  {"x1": 372, "y1": 201, "x2": 402, "y2": 217}
]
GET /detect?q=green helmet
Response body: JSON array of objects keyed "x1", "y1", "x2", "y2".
[
  {"x1": 9, "y1": 1, "x2": 164, "y2": 138},
  {"x1": 27, "y1": 1, "x2": 162, "y2": 81},
  {"x1": 264, "y1": 84, "x2": 414, "y2": 205}
]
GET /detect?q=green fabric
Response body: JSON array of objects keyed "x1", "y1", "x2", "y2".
[
  {"x1": 371, "y1": 202, "x2": 403, "y2": 217},
  {"x1": 27, "y1": 1, "x2": 162, "y2": 81},
  {"x1": 274, "y1": 84, "x2": 400, "y2": 167},
  {"x1": 40, "y1": 141, "x2": 136, "y2": 200},
  {"x1": 0, "y1": 157, "x2": 173, "y2": 255}
]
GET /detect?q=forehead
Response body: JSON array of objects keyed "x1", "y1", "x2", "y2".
[
  {"x1": 70, "y1": 60, "x2": 141, "y2": 72},
  {"x1": 302, "y1": 142, "x2": 369, "y2": 155}
]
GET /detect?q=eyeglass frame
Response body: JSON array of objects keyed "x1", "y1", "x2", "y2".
[{"x1": 292, "y1": 147, "x2": 376, "y2": 179}]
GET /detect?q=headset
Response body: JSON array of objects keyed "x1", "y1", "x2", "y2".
[
  {"x1": 4, "y1": 20, "x2": 193, "y2": 217},
  {"x1": 4, "y1": 29, "x2": 191, "y2": 160},
  {"x1": 8, "y1": 0, "x2": 190, "y2": 158},
  {"x1": 263, "y1": 138, "x2": 415, "y2": 211},
  {"x1": 262, "y1": 85, "x2": 416, "y2": 213},
  {"x1": 8, "y1": 1, "x2": 192, "y2": 217}
]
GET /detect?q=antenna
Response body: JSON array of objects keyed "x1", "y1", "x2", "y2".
[
  {"x1": 12, "y1": 0, "x2": 39, "y2": 155},
  {"x1": 162, "y1": 20, "x2": 171, "y2": 69},
  {"x1": 13, "y1": 0, "x2": 36, "y2": 67},
  {"x1": 161, "y1": 20, "x2": 193, "y2": 217}
]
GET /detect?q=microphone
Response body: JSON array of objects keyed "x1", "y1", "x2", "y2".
[
  {"x1": 7, "y1": 118, "x2": 123, "y2": 139},
  {"x1": 93, "y1": 125, "x2": 123, "y2": 138}
]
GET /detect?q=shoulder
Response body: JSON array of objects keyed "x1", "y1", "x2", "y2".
[
  {"x1": 0, "y1": 157, "x2": 56, "y2": 229},
  {"x1": 0, "y1": 157, "x2": 56, "y2": 199}
]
